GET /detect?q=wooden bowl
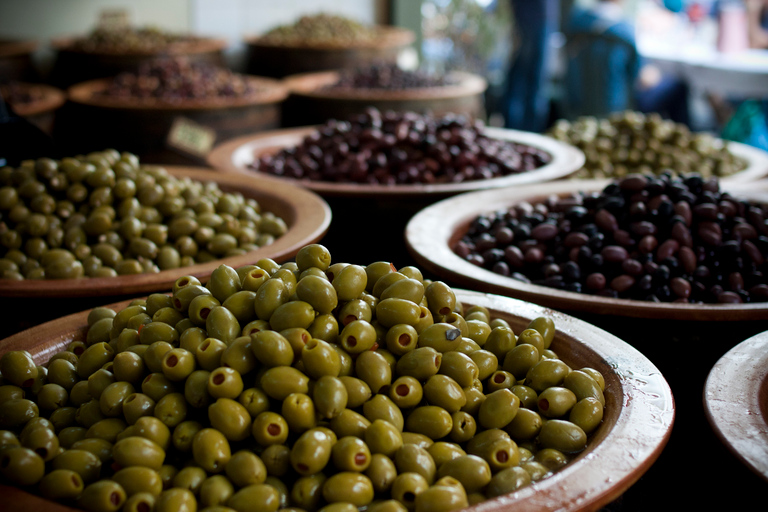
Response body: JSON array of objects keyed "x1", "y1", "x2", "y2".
[
  {"x1": 0, "y1": 288, "x2": 674, "y2": 512},
  {"x1": 704, "y1": 328, "x2": 768, "y2": 482},
  {"x1": 405, "y1": 178, "x2": 768, "y2": 321},
  {"x1": 281, "y1": 69, "x2": 487, "y2": 127},
  {"x1": 206, "y1": 126, "x2": 586, "y2": 199},
  {"x1": 1, "y1": 82, "x2": 66, "y2": 135},
  {"x1": 48, "y1": 35, "x2": 227, "y2": 88},
  {"x1": 0, "y1": 166, "x2": 330, "y2": 299},
  {"x1": 57, "y1": 76, "x2": 288, "y2": 164},
  {"x1": 245, "y1": 26, "x2": 415, "y2": 78},
  {"x1": 0, "y1": 39, "x2": 38, "y2": 81}
]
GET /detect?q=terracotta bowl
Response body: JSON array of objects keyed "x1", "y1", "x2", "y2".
[
  {"x1": 48, "y1": 35, "x2": 227, "y2": 87},
  {"x1": 57, "y1": 76, "x2": 288, "y2": 163},
  {"x1": 704, "y1": 328, "x2": 768, "y2": 482},
  {"x1": 0, "y1": 288, "x2": 674, "y2": 512},
  {"x1": 0, "y1": 82, "x2": 66, "y2": 135},
  {"x1": 405, "y1": 178, "x2": 768, "y2": 321},
  {"x1": 717, "y1": 140, "x2": 768, "y2": 183},
  {"x1": 0, "y1": 166, "x2": 330, "y2": 299},
  {"x1": 281, "y1": 69, "x2": 487, "y2": 126},
  {"x1": 245, "y1": 26, "x2": 415, "y2": 78},
  {"x1": 206, "y1": 126, "x2": 586, "y2": 199},
  {"x1": 0, "y1": 39, "x2": 38, "y2": 81}
]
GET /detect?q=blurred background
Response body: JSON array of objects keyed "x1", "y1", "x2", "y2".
[{"x1": 1, "y1": 0, "x2": 767, "y2": 149}]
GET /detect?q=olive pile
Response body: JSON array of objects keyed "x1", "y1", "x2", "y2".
[
  {"x1": 71, "y1": 26, "x2": 200, "y2": 54},
  {"x1": 101, "y1": 57, "x2": 260, "y2": 102},
  {"x1": 258, "y1": 14, "x2": 375, "y2": 47},
  {"x1": 0, "y1": 150, "x2": 288, "y2": 280},
  {"x1": 252, "y1": 108, "x2": 551, "y2": 185},
  {"x1": 0, "y1": 244, "x2": 606, "y2": 512},
  {"x1": 327, "y1": 63, "x2": 457, "y2": 91},
  {"x1": 454, "y1": 172, "x2": 768, "y2": 304},
  {"x1": 547, "y1": 111, "x2": 747, "y2": 179}
]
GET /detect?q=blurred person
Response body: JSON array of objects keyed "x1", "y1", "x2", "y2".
[
  {"x1": 502, "y1": 0, "x2": 560, "y2": 132},
  {"x1": 746, "y1": 0, "x2": 768, "y2": 48},
  {"x1": 564, "y1": 0, "x2": 690, "y2": 124}
]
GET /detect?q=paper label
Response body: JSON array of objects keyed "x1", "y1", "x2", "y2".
[{"x1": 166, "y1": 117, "x2": 217, "y2": 159}]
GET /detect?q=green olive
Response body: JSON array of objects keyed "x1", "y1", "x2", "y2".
[
  {"x1": 39, "y1": 468, "x2": 85, "y2": 500},
  {"x1": 112, "y1": 466, "x2": 163, "y2": 496},
  {"x1": 290, "y1": 427, "x2": 334, "y2": 476},
  {"x1": 226, "y1": 450, "x2": 267, "y2": 488},
  {"x1": 200, "y1": 474, "x2": 235, "y2": 508},
  {"x1": 0, "y1": 446, "x2": 45, "y2": 485},
  {"x1": 414, "y1": 481, "x2": 468, "y2": 512},
  {"x1": 436, "y1": 454, "x2": 491, "y2": 493},
  {"x1": 538, "y1": 419, "x2": 587, "y2": 453},
  {"x1": 192, "y1": 428, "x2": 231, "y2": 473},
  {"x1": 209, "y1": 398, "x2": 251, "y2": 442},
  {"x1": 78, "y1": 480, "x2": 126, "y2": 512},
  {"x1": 322, "y1": 472, "x2": 374, "y2": 507},
  {"x1": 112, "y1": 436, "x2": 165, "y2": 470}
]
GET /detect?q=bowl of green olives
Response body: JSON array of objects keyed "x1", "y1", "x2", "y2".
[
  {"x1": 0, "y1": 155, "x2": 331, "y2": 298},
  {"x1": 405, "y1": 174, "x2": 768, "y2": 321},
  {"x1": 546, "y1": 111, "x2": 768, "y2": 183},
  {"x1": 704, "y1": 328, "x2": 768, "y2": 482},
  {"x1": 244, "y1": 14, "x2": 416, "y2": 78},
  {"x1": 0, "y1": 244, "x2": 673, "y2": 512},
  {"x1": 206, "y1": 113, "x2": 585, "y2": 199}
]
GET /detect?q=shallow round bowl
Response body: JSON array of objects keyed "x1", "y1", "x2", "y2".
[
  {"x1": 0, "y1": 166, "x2": 330, "y2": 298},
  {"x1": 0, "y1": 288, "x2": 674, "y2": 512},
  {"x1": 704, "y1": 328, "x2": 768, "y2": 482},
  {"x1": 405, "y1": 178, "x2": 768, "y2": 320},
  {"x1": 207, "y1": 126, "x2": 585, "y2": 199}
]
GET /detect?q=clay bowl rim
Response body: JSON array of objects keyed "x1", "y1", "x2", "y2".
[
  {"x1": 704, "y1": 328, "x2": 768, "y2": 482},
  {"x1": 0, "y1": 165, "x2": 331, "y2": 299},
  {"x1": 50, "y1": 35, "x2": 228, "y2": 57},
  {"x1": 716, "y1": 139, "x2": 768, "y2": 183},
  {"x1": 244, "y1": 25, "x2": 416, "y2": 51},
  {"x1": 0, "y1": 287, "x2": 674, "y2": 512},
  {"x1": 66, "y1": 75, "x2": 289, "y2": 111},
  {"x1": 0, "y1": 38, "x2": 38, "y2": 58},
  {"x1": 206, "y1": 125, "x2": 586, "y2": 199},
  {"x1": 1, "y1": 82, "x2": 67, "y2": 116},
  {"x1": 282, "y1": 69, "x2": 488, "y2": 102},
  {"x1": 405, "y1": 178, "x2": 768, "y2": 321}
]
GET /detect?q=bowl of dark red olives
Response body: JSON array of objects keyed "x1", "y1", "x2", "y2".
[
  {"x1": 704, "y1": 328, "x2": 768, "y2": 482},
  {"x1": 0, "y1": 243, "x2": 673, "y2": 512},
  {"x1": 207, "y1": 108, "x2": 585, "y2": 199},
  {"x1": 406, "y1": 172, "x2": 768, "y2": 320},
  {"x1": 0, "y1": 82, "x2": 66, "y2": 135},
  {"x1": 59, "y1": 57, "x2": 289, "y2": 162},
  {"x1": 49, "y1": 26, "x2": 227, "y2": 87},
  {"x1": 0, "y1": 150, "x2": 331, "y2": 298},
  {"x1": 281, "y1": 63, "x2": 488, "y2": 126}
]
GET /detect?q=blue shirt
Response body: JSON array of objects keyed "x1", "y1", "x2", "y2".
[{"x1": 564, "y1": 5, "x2": 641, "y2": 118}]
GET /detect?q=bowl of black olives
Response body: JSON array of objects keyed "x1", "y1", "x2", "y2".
[{"x1": 405, "y1": 172, "x2": 768, "y2": 320}]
